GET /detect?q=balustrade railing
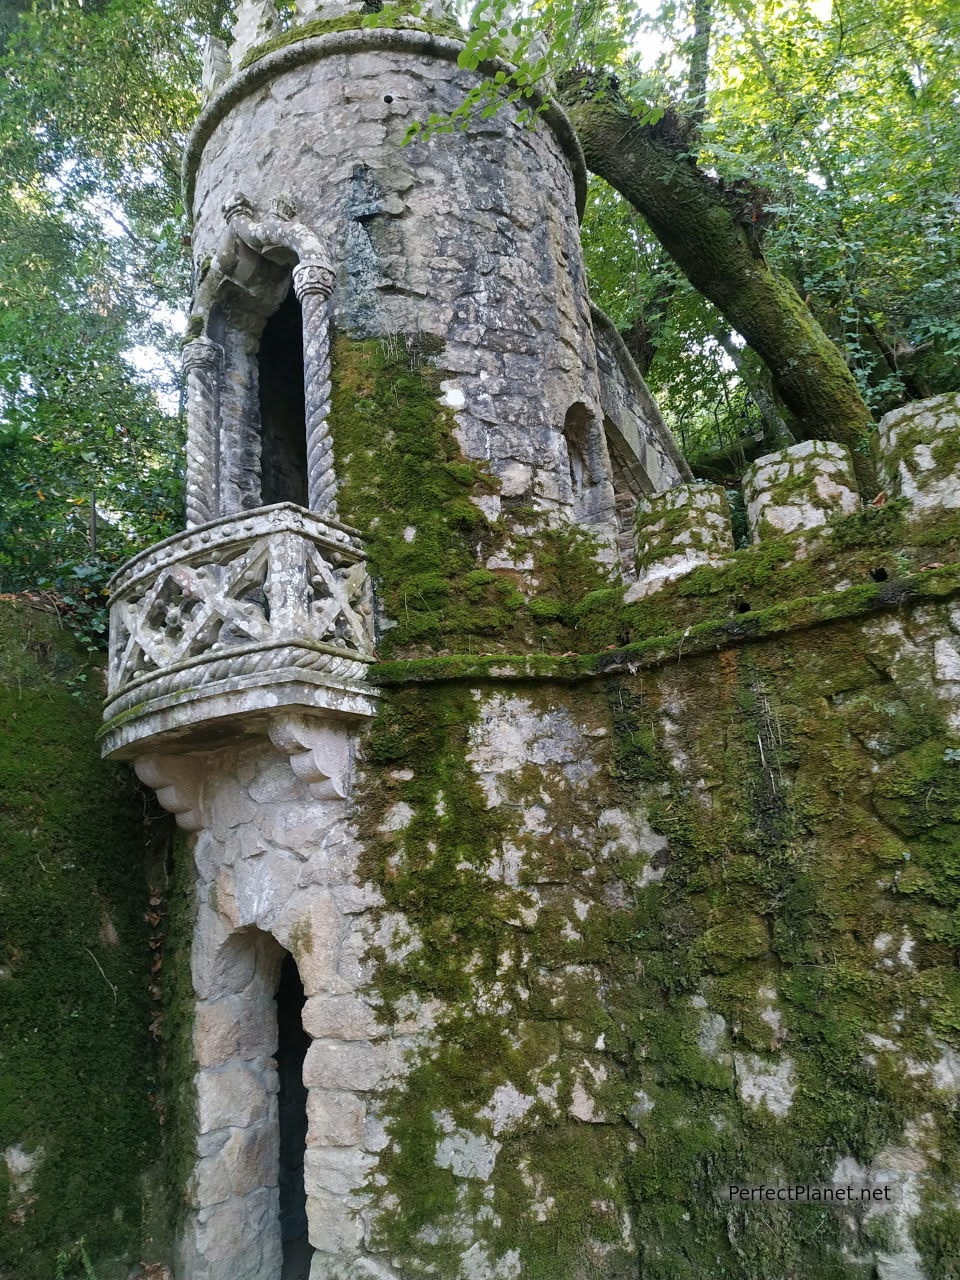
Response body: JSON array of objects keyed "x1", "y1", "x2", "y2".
[{"x1": 100, "y1": 503, "x2": 377, "y2": 758}]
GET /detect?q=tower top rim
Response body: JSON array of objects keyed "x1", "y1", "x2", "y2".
[{"x1": 182, "y1": 25, "x2": 587, "y2": 221}]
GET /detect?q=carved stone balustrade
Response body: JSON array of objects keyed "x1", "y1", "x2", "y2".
[{"x1": 99, "y1": 503, "x2": 378, "y2": 759}]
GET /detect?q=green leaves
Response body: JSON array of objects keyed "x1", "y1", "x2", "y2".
[{"x1": 0, "y1": 0, "x2": 203, "y2": 605}]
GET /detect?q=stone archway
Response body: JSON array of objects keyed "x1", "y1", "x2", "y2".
[{"x1": 182, "y1": 925, "x2": 313, "y2": 1280}]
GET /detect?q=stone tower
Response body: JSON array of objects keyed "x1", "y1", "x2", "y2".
[
  {"x1": 101, "y1": 3, "x2": 960, "y2": 1277},
  {"x1": 100, "y1": 4, "x2": 689, "y2": 1277}
]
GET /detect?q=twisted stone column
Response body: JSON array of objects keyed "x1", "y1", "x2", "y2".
[
  {"x1": 293, "y1": 260, "x2": 337, "y2": 517},
  {"x1": 182, "y1": 337, "x2": 224, "y2": 528}
]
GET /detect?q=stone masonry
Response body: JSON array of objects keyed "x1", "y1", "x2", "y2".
[{"x1": 99, "y1": 0, "x2": 960, "y2": 1274}]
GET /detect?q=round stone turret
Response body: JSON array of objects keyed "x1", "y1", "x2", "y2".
[{"x1": 183, "y1": 13, "x2": 686, "y2": 554}]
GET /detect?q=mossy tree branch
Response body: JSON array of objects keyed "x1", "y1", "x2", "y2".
[{"x1": 563, "y1": 93, "x2": 879, "y2": 492}]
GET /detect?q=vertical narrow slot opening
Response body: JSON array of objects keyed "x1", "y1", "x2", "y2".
[
  {"x1": 276, "y1": 951, "x2": 313, "y2": 1279},
  {"x1": 258, "y1": 287, "x2": 308, "y2": 507}
]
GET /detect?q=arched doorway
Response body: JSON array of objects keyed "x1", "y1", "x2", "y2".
[{"x1": 187, "y1": 926, "x2": 315, "y2": 1280}]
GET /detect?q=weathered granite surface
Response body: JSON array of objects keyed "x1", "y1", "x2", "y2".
[
  {"x1": 186, "y1": 30, "x2": 685, "y2": 564},
  {"x1": 879, "y1": 391, "x2": 960, "y2": 513},
  {"x1": 742, "y1": 440, "x2": 861, "y2": 542}
]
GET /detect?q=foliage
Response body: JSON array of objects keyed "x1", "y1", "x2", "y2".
[
  {"x1": 0, "y1": 0, "x2": 229, "y2": 606},
  {"x1": 0, "y1": 602, "x2": 159, "y2": 1278},
  {"x1": 458, "y1": 0, "x2": 960, "y2": 464},
  {"x1": 1, "y1": 0, "x2": 958, "y2": 570}
]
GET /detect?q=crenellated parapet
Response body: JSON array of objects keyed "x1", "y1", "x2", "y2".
[
  {"x1": 879, "y1": 391, "x2": 960, "y2": 513},
  {"x1": 626, "y1": 483, "x2": 734, "y2": 601},
  {"x1": 741, "y1": 440, "x2": 861, "y2": 542},
  {"x1": 628, "y1": 397, "x2": 960, "y2": 600}
]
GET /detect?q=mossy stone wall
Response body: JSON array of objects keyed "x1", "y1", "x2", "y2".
[
  {"x1": 354, "y1": 592, "x2": 960, "y2": 1279},
  {"x1": 0, "y1": 602, "x2": 163, "y2": 1279}
]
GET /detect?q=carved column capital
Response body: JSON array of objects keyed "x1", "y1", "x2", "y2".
[
  {"x1": 182, "y1": 336, "x2": 224, "y2": 373},
  {"x1": 267, "y1": 715, "x2": 354, "y2": 799},
  {"x1": 293, "y1": 259, "x2": 336, "y2": 301},
  {"x1": 222, "y1": 191, "x2": 255, "y2": 224},
  {"x1": 273, "y1": 193, "x2": 298, "y2": 221}
]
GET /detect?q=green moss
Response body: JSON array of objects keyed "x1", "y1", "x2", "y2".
[
  {"x1": 156, "y1": 829, "x2": 198, "y2": 1237},
  {"x1": 328, "y1": 333, "x2": 608, "y2": 657},
  {"x1": 0, "y1": 603, "x2": 160, "y2": 1278},
  {"x1": 634, "y1": 490, "x2": 730, "y2": 572},
  {"x1": 370, "y1": 562, "x2": 960, "y2": 687},
  {"x1": 882, "y1": 396, "x2": 960, "y2": 482},
  {"x1": 238, "y1": 3, "x2": 464, "y2": 71},
  {"x1": 913, "y1": 1200, "x2": 960, "y2": 1280},
  {"x1": 359, "y1": 576, "x2": 960, "y2": 1275}
]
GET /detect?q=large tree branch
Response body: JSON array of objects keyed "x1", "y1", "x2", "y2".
[{"x1": 563, "y1": 95, "x2": 878, "y2": 491}]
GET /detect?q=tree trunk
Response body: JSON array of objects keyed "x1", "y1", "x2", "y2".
[{"x1": 564, "y1": 97, "x2": 878, "y2": 492}]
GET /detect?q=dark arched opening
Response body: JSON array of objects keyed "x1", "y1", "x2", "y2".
[
  {"x1": 276, "y1": 951, "x2": 313, "y2": 1279},
  {"x1": 259, "y1": 286, "x2": 308, "y2": 507}
]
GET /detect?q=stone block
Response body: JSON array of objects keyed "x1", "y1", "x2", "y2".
[
  {"x1": 742, "y1": 440, "x2": 860, "y2": 541},
  {"x1": 192, "y1": 901, "x2": 257, "y2": 1001},
  {"x1": 878, "y1": 391, "x2": 960, "y2": 512},
  {"x1": 274, "y1": 887, "x2": 347, "y2": 996},
  {"x1": 230, "y1": 848, "x2": 301, "y2": 931},
  {"x1": 303, "y1": 995, "x2": 380, "y2": 1041},
  {"x1": 304, "y1": 1145, "x2": 376, "y2": 1195},
  {"x1": 207, "y1": 774, "x2": 258, "y2": 838},
  {"x1": 195, "y1": 994, "x2": 277, "y2": 1067},
  {"x1": 197, "y1": 1060, "x2": 276, "y2": 1134},
  {"x1": 182, "y1": 1188, "x2": 280, "y2": 1280},
  {"x1": 306, "y1": 1187, "x2": 365, "y2": 1253},
  {"x1": 309, "y1": 1251, "x2": 403, "y2": 1280},
  {"x1": 625, "y1": 483, "x2": 734, "y2": 599},
  {"x1": 307, "y1": 1090, "x2": 366, "y2": 1147},
  {"x1": 303, "y1": 1040, "x2": 389, "y2": 1091},
  {"x1": 194, "y1": 1121, "x2": 278, "y2": 1205}
]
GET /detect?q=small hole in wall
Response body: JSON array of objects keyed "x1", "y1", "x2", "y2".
[
  {"x1": 735, "y1": 601, "x2": 753, "y2": 614},
  {"x1": 871, "y1": 567, "x2": 889, "y2": 582},
  {"x1": 383, "y1": 94, "x2": 393, "y2": 103}
]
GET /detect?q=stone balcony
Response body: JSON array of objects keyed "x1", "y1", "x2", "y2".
[{"x1": 99, "y1": 503, "x2": 378, "y2": 760}]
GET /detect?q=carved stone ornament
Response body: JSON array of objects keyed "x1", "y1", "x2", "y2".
[
  {"x1": 229, "y1": 0, "x2": 281, "y2": 70},
  {"x1": 134, "y1": 755, "x2": 208, "y2": 830},
  {"x1": 267, "y1": 714, "x2": 354, "y2": 798},
  {"x1": 181, "y1": 336, "x2": 224, "y2": 374},
  {"x1": 222, "y1": 192, "x2": 256, "y2": 225},
  {"x1": 99, "y1": 504, "x2": 378, "y2": 760},
  {"x1": 273, "y1": 193, "x2": 298, "y2": 221},
  {"x1": 200, "y1": 36, "x2": 230, "y2": 101},
  {"x1": 293, "y1": 260, "x2": 336, "y2": 300}
]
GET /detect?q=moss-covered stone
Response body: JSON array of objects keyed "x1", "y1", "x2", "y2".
[
  {"x1": 238, "y1": 3, "x2": 464, "y2": 71},
  {"x1": 327, "y1": 333, "x2": 609, "y2": 657},
  {"x1": 0, "y1": 602, "x2": 161, "y2": 1279},
  {"x1": 354, "y1": 557, "x2": 960, "y2": 1275}
]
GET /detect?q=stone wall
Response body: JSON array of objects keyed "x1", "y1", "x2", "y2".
[
  {"x1": 185, "y1": 28, "x2": 684, "y2": 569},
  {"x1": 591, "y1": 304, "x2": 691, "y2": 503},
  {"x1": 157, "y1": 442, "x2": 960, "y2": 1278},
  {"x1": 0, "y1": 602, "x2": 163, "y2": 1279},
  {"x1": 347, "y1": 602, "x2": 960, "y2": 1280},
  {"x1": 175, "y1": 734, "x2": 399, "y2": 1279}
]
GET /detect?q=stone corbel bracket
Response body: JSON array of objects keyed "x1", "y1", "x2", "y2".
[
  {"x1": 135, "y1": 754, "x2": 210, "y2": 831},
  {"x1": 268, "y1": 714, "x2": 355, "y2": 799}
]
